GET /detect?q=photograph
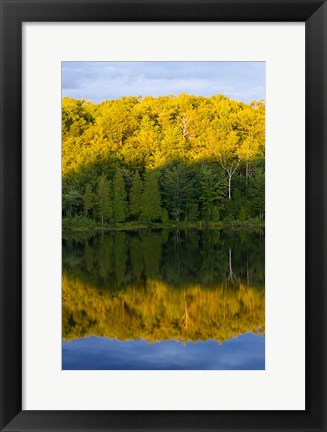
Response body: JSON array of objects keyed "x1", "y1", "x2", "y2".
[
  {"x1": 61, "y1": 61, "x2": 265, "y2": 370},
  {"x1": 2, "y1": 0, "x2": 327, "y2": 428}
]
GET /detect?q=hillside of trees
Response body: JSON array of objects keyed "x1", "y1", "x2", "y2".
[{"x1": 62, "y1": 94, "x2": 265, "y2": 230}]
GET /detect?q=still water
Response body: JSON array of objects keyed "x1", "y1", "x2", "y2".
[{"x1": 62, "y1": 229, "x2": 265, "y2": 370}]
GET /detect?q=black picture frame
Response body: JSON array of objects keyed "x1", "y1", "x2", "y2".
[{"x1": 0, "y1": 0, "x2": 326, "y2": 431}]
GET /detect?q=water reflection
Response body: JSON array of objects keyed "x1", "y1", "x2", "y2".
[
  {"x1": 62, "y1": 229, "x2": 265, "y2": 369},
  {"x1": 62, "y1": 333, "x2": 264, "y2": 370}
]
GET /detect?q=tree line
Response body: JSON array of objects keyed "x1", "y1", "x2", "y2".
[{"x1": 62, "y1": 94, "x2": 265, "y2": 227}]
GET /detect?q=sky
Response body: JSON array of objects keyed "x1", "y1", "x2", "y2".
[{"x1": 62, "y1": 61, "x2": 265, "y2": 104}]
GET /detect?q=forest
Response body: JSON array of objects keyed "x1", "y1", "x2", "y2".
[{"x1": 62, "y1": 93, "x2": 265, "y2": 230}]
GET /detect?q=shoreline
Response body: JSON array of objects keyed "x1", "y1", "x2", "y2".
[{"x1": 63, "y1": 219, "x2": 265, "y2": 234}]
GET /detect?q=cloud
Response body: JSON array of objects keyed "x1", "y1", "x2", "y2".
[{"x1": 62, "y1": 61, "x2": 265, "y2": 104}]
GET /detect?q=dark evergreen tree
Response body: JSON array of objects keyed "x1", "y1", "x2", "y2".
[
  {"x1": 113, "y1": 168, "x2": 128, "y2": 222},
  {"x1": 248, "y1": 160, "x2": 265, "y2": 219},
  {"x1": 198, "y1": 165, "x2": 225, "y2": 221},
  {"x1": 96, "y1": 175, "x2": 112, "y2": 225},
  {"x1": 129, "y1": 170, "x2": 143, "y2": 219},
  {"x1": 83, "y1": 183, "x2": 93, "y2": 215},
  {"x1": 160, "y1": 163, "x2": 197, "y2": 222},
  {"x1": 141, "y1": 172, "x2": 163, "y2": 222}
]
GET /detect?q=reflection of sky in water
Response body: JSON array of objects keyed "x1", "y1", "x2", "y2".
[{"x1": 62, "y1": 332, "x2": 264, "y2": 370}]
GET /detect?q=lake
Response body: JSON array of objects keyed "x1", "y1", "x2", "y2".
[{"x1": 62, "y1": 228, "x2": 265, "y2": 370}]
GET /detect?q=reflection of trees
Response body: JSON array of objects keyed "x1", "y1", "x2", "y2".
[
  {"x1": 181, "y1": 305, "x2": 194, "y2": 331},
  {"x1": 62, "y1": 229, "x2": 265, "y2": 343},
  {"x1": 141, "y1": 231, "x2": 162, "y2": 279},
  {"x1": 130, "y1": 237, "x2": 144, "y2": 281},
  {"x1": 181, "y1": 292, "x2": 195, "y2": 331},
  {"x1": 172, "y1": 230, "x2": 182, "y2": 276},
  {"x1": 62, "y1": 228, "x2": 264, "y2": 291},
  {"x1": 62, "y1": 274, "x2": 264, "y2": 343},
  {"x1": 113, "y1": 232, "x2": 127, "y2": 286},
  {"x1": 225, "y1": 248, "x2": 239, "y2": 287},
  {"x1": 97, "y1": 236, "x2": 113, "y2": 280}
]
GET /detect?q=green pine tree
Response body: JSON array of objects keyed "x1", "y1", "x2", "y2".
[
  {"x1": 141, "y1": 172, "x2": 162, "y2": 222},
  {"x1": 96, "y1": 175, "x2": 112, "y2": 225},
  {"x1": 129, "y1": 170, "x2": 143, "y2": 220},
  {"x1": 248, "y1": 160, "x2": 265, "y2": 219},
  {"x1": 160, "y1": 163, "x2": 197, "y2": 222},
  {"x1": 83, "y1": 183, "x2": 94, "y2": 215},
  {"x1": 198, "y1": 166, "x2": 225, "y2": 221},
  {"x1": 113, "y1": 168, "x2": 128, "y2": 222}
]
